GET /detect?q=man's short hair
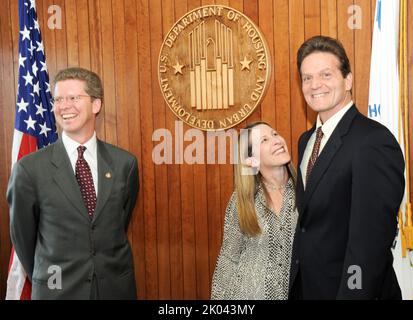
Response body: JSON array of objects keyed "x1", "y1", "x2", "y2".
[
  {"x1": 297, "y1": 35, "x2": 351, "y2": 78},
  {"x1": 53, "y1": 67, "x2": 104, "y2": 103}
]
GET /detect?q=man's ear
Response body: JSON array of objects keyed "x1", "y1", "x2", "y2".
[
  {"x1": 92, "y1": 99, "x2": 102, "y2": 115},
  {"x1": 345, "y1": 72, "x2": 353, "y2": 91},
  {"x1": 244, "y1": 157, "x2": 260, "y2": 168}
]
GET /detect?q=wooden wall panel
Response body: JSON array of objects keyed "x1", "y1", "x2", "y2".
[
  {"x1": 304, "y1": 0, "x2": 320, "y2": 127},
  {"x1": 337, "y1": 0, "x2": 355, "y2": 100},
  {"x1": 65, "y1": 0, "x2": 79, "y2": 67},
  {"x1": 321, "y1": 0, "x2": 337, "y2": 38},
  {"x1": 76, "y1": 0, "x2": 91, "y2": 69},
  {"x1": 354, "y1": 0, "x2": 372, "y2": 116},
  {"x1": 1, "y1": 0, "x2": 412, "y2": 300},
  {"x1": 150, "y1": 0, "x2": 169, "y2": 300},
  {"x1": 274, "y1": 0, "x2": 292, "y2": 155},
  {"x1": 137, "y1": 0, "x2": 158, "y2": 300},
  {"x1": 162, "y1": 0, "x2": 184, "y2": 300},
  {"x1": 289, "y1": 0, "x2": 306, "y2": 164}
]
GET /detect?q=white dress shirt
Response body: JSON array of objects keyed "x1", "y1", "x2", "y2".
[
  {"x1": 62, "y1": 131, "x2": 98, "y2": 195},
  {"x1": 300, "y1": 101, "x2": 353, "y2": 189}
]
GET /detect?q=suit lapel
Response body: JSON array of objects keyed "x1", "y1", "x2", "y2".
[
  {"x1": 93, "y1": 140, "x2": 114, "y2": 221},
  {"x1": 301, "y1": 105, "x2": 358, "y2": 214},
  {"x1": 298, "y1": 128, "x2": 314, "y2": 164},
  {"x1": 51, "y1": 139, "x2": 90, "y2": 221}
]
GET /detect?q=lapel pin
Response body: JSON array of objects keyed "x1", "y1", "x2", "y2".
[{"x1": 105, "y1": 172, "x2": 112, "y2": 179}]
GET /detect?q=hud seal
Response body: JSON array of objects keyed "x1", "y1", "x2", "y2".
[{"x1": 158, "y1": 5, "x2": 271, "y2": 131}]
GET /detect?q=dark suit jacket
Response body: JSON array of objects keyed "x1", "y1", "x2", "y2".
[
  {"x1": 7, "y1": 138, "x2": 139, "y2": 300},
  {"x1": 289, "y1": 105, "x2": 404, "y2": 300}
]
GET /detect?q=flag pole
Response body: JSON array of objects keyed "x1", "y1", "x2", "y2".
[{"x1": 400, "y1": 0, "x2": 413, "y2": 251}]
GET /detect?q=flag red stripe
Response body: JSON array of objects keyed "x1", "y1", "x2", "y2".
[
  {"x1": 18, "y1": 133, "x2": 38, "y2": 161},
  {"x1": 6, "y1": 133, "x2": 37, "y2": 299},
  {"x1": 20, "y1": 279, "x2": 32, "y2": 300}
]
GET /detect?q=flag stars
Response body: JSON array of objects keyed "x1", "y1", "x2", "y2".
[
  {"x1": 40, "y1": 61, "x2": 48, "y2": 72},
  {"x1": 20, "y1": 26, "x2": 31, "y2": 41},
  {"x1": 39, "y1": 122, "x2": 51, "y2": 137},
  {"x1": 36, "y1": 102, "x2": 47, "y2": 116},
  {"x1": 19, "y1": 53, "x2": 27, "y2": 68},
  {"x1": 23, "y1": 71, "x2": 34, "y2": 86},
  {"x1": 36, "y1": 40, "x2": 44, "y2": 54},
  {"x1": 24, "y1": 115, "x2": 36, "y2": 131},
  {"x1": 33, "y1": 81, "x2": 40, "y2": 96},
  {"x1": 17, "y1": 98, "x2": 29, "y2": 113},
  {"x1": 32, "y1": 61, "x2": 39, "y2": 76},
  {"x1": 15, "y1": 0, "x2": 58, "y2": 149},
  {"x1": 29, "y1": 0, "x2": 36, "y2": 10},
  {"x1": 28, "y1": 41, "x2": 35, "y2": 56},
  {"x1": 34, "y1": 19, "x2": 40, "y2": 31}
]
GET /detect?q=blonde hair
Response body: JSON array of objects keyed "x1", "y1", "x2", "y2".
[{"x1": 235, "y1": 122, "x2": 296, "y2": 236}]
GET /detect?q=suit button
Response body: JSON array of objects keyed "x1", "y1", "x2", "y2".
[
  {"x1": 301, "y1": 228, "x2": 306, "y2": 233},
  {"x1": 295, "y1": 259, "x2": 299, "y2": 265}
]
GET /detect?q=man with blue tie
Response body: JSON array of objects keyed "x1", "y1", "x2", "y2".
[
  {"x1": 289, "y1": 36, "x2": 405, "y2": 299},
  {"x1": 7, "y1": 67, "x2": 139, "y2": 299}
]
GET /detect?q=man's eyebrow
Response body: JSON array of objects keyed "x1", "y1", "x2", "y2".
[{"x1": 302, "y1": 67, "x2": 333, "y2": 75}]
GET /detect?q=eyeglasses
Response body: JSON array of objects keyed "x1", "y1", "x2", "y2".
[{"x1": 51, "y1": 95, "x2": 93, "y2": 105}]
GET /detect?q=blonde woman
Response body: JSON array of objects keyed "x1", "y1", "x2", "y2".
[{"x1": 211, "y1": 122, "x2": 298, "y2": 300}]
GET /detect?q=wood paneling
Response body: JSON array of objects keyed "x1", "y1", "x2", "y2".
[{"x1": 0, "y1": 0, "x2": 412, "y2": 299}]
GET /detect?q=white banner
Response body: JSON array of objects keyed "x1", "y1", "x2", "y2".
[{"x1": 368, "y1": 0, "x2": 413, "y2": 300}]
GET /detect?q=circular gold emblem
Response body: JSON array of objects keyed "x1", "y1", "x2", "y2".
[{"x1": 158, "y1": 5, "x2": 271, "y2": 131}]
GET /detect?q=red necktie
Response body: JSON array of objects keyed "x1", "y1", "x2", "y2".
[
  {"x1": 306, "y1": 127, "x2": 324, "y2": 184},
  {"x1": 75, "y1": 146, "x2": 97, "y2": 216}
]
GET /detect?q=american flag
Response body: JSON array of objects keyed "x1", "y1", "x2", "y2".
[{"x1": 6, "y1": 0, "x2": 58, "y2": 300}]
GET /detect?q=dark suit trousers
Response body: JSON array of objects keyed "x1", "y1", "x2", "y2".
[
  {"x1": 90, "y1": 274, "x2": 100, "y2": 300},
  {"x1": 290, "y1": 270, "x2": 303, "y2": 300}
]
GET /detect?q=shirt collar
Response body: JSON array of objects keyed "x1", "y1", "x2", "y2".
[
  {"x1": 62, "y1": 131, "x2": 97, "y2": 157},
  {"x1": 316, "y1": 101, "x2": 353, "y2": 137}
]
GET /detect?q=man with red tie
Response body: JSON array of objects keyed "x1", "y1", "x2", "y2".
[
  {"x1": 289, "y1": 36, "x2": 404, "y2": 299},
  {"x1": 7, "y1": 67, "x2": 139, "y2": 299}
]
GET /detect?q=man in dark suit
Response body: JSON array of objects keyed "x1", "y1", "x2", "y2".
[
  {"x1": 289, "y1": 36, "x2": 405, "y2": 299},
  {"x1": 7, "y1": 67, "x2": 139, "y2": 299}
]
